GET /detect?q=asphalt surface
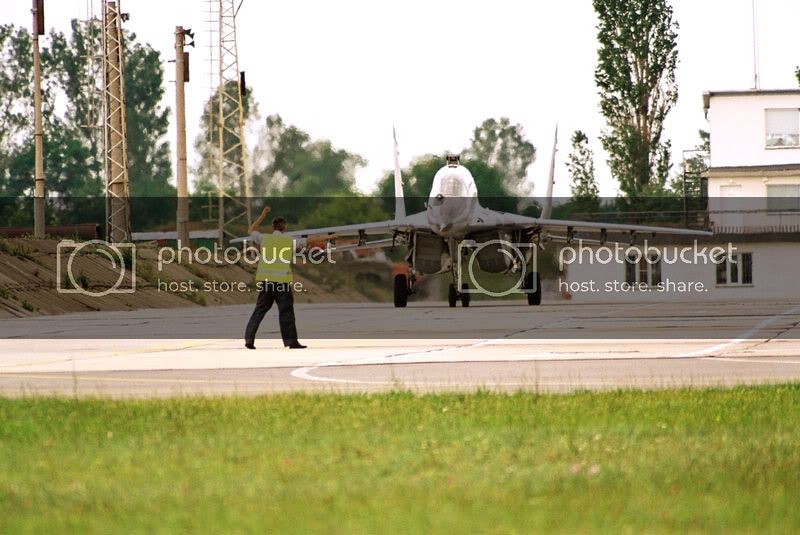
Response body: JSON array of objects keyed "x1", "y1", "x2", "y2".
[{"x1": 1, "y1": 300, "x2": 800, "y2": 397}]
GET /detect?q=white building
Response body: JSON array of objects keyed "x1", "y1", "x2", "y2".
[{"x1": 562, "y1": 89, "x2": 800, "y2": 302}]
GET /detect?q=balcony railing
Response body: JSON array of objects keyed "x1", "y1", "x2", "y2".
[{"x1": 570, "y1": 209, "x2": 800, "y2": 235}]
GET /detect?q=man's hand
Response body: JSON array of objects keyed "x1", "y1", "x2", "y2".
[{"x1": 250, "y1": 205, "x2": 272, "y2": 233}]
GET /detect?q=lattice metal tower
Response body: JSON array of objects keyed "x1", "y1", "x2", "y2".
[
  {"x1": 102, "y1": 0, "x2": 131, "y2": 243},
  {"x1": 213, "y1": 0, "x2": 251, "y2": 243}
]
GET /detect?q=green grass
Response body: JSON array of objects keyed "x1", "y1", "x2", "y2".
[{"x1": 1, "y1": 386, "x2": 799, "y2": 533}]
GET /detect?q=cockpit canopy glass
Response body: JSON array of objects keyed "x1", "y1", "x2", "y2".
[{"x1": 441, "y1": 175, "x2": 466, "y2": 196}]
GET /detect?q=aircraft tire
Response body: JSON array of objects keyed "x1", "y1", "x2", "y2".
[
  {"x1": 460, "y1": 283, "x2": 471, "y2": 307},
  {"x1": 526, "y1": 272, "x2": 542, "y2": 306},
  {"x1": 394, "y1": 274, "x2": 408, "y2": 308}
]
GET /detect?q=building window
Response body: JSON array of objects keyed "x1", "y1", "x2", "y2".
[
  {"x1": 625, "y1": 252, "x2": 662, "y2": 286},
  {"x1": 765, "y1": 109, "x2": 800, "y2": 148},
  {"x1": 716, "y1": 253, "x2": 753, "y2": 286},
  {"x1": 767, "y1": 184, "x2": 800, "y2": 211}
]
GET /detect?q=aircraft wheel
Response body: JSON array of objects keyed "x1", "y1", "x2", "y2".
[
  {"x1": 394, "y1": 274, "x2": 408, "y2": 308},
  {"x1": 526, "y1": 272, "x2": 542, "y2": 306},
  {"x1": 460, "y1": 283, "x2": 471, "y2": 307},
  {"x1": 448, "y1": 283, "x2": 458, "y2": 308}
]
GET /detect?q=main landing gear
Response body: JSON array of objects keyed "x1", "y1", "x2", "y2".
[
  {"x1": 448, "y1": 283, "x2": 470, "y2": 308},
  {"x1": 524, "y1": 271, "x2": 542, "y2": 306},
  {"x1": 394, "y1": 273, "x2": 409, "y2": 308}
]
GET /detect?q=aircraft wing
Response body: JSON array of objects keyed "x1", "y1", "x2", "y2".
[
  {"x1": 285, "y1": 210, "x2": 430, "y2": 239},
  {"x1": 469, "y1": 211, "x2": 712, "y2": 237}
]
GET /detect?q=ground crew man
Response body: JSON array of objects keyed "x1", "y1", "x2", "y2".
[{"x1": 244, "y1": 206, "x2": 307, "y2": 349}]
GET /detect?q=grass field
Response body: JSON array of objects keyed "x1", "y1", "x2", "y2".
[{"x1": 2, "y1": 386, "x2": 799, "y2": 533}]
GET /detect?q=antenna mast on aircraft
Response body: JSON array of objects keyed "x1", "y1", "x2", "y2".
[
  {"x1": 393, "y1": 127, "x2": 406, "y2": 220},
  {"x1": 541, "y1": 124, "x2": 558, "y2": 220},
  {"x1": 751, "y1": 0, "x2": 760, "y2": 89}
]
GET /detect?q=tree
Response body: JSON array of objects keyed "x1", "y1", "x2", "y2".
[
  {"x1": 122, "y1": 33, "x2": 173, "y2": 197},
  {"x1": 796, "y1": 67, "x2": 799, "y2": 86},
  {"x1": 566, "y1": 131, "x2": 600, "y2": 212},
  {"x1": 250, "y1": 114, "x2": 365, "y2": 197},
  {"x1": 0, "y1": 22, "x2": 173, "y2": 201},
  {"x1": 0, "y1": 24, "x2": 99, "y2": 199},
  {"x1": 594, "y1": 0, "x2": 679, "y2": 197},
  {"x1": 297, "y1": 197, "x2": 388, "y2": 230},
  {"x1": 465, "y1": 117, "x2": 536, "y2": 194}
]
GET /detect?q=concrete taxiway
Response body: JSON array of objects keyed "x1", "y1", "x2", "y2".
[{"x1": 1, "y1": 300, "x2": 799, "y2": 397}]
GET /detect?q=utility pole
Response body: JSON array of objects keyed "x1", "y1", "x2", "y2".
[
  {"x1": 32, "y1": 0, "x2": 45, "y2": 238},
  {"x1": 175, "y1": 26, "x2": 192, "y2": 248}
]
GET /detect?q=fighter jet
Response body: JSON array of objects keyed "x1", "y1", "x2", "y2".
[{"x1": 249, "y1": 129, "x2": 711, "y2": 308}]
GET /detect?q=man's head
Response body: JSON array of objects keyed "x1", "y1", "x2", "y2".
[{"x1": 272, "y1": 217, "x2": 287, "y2": 232}]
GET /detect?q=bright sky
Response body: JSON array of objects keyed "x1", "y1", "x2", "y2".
[{"x1": 3, "y1": 0, "x2": 799, "y2": 197}]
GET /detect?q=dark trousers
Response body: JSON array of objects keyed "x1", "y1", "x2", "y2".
[{"x1": 244, "y1": 283, "x2": 298, "y2": 345}]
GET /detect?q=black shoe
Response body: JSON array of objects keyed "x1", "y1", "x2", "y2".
[
  {"x1": 245, "y1": 343, "x2": 256, "y2": 350},
  {"x1": 286, "y1": 341, "x2": 307, "y2": 349}
]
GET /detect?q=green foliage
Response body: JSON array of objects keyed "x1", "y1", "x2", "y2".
[
  {"x1": 297, "y1": 197, "x2": 389, "y2": 230},
  {"x1": 566, "y1": 130, "x2": 600, "y2": 213},
  {"x1": 123, "y1": 34, "x2": 174, "y2": 198},
  {"x1": 20, "y1": 299, "x2": 37, "y2": 312},
  {"x1": 796, "y1": 67, "x2": 800, "y2": 86},
  {"x1": 0, "y1": 21, "x2": 173, "y2": 227},
  {"x1": 1, "y1": 387, "x2": 800, "y2": 532},
  {"x1": 251, "y1": 115, "x2": 365, "y2": 197},
  {"x1": 373, "y1": 154, "x2": 437, "y2": 215},
  {"x1": 465, "y1": 117, "x2": 536, "y2": 194},
  {"x1": 594, "y1": 0, "x2": 679, "y2": 197},
  {"x1": 118, "y1": 245, "x2": 135, "y2": 271},
  {"x1": 0, "y1": 238, "x2": 34, "y2": 260},
  {"x1": 0, "y1": 24, "x2": 98, "y2": 198},
  {"x1": 0, "y1": 286, "x2": 15, "y2": 300}
]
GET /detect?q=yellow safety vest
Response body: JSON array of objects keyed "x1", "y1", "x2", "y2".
[{"x1": 255, "y1": 233, "x2": 294, "y2": 283}]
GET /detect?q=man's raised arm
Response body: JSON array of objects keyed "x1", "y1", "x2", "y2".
[{"x1": 249, "y1": 206, "x2": 272, "y2": 234}]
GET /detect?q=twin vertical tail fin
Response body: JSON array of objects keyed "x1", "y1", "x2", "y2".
[
  {"x1": 541, "y1": 123, "x2": 558, "y2": 220},
  {"x1": 393, "y1": 126, "x2": 406, "y2": 220}
]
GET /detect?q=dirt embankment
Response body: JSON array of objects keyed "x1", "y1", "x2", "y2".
[{"x1": 0, "y1": 238, "x2": 395, "y2": 319}]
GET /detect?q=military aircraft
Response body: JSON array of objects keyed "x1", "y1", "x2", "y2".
[{"x1": 244, "y1": 129, "x2": 711, "y2": 308}]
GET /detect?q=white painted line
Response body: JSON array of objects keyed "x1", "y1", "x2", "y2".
[
  {"x1": 680, "y1": 305, "x2": 800, "y2": 358},
  {"x1": 290, "y1": 303, "x2": 665, "y2": 384}
]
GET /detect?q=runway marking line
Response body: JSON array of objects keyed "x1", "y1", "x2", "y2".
[
  {"x1": 291, "y1": 304, "x2": 800, "y2": 385},
  {"x1": 682, "y1": 305, "x2": 800, "y2": 358},
  {"x1": 290, "y1": 303, "x2": 662, "y2": 384}
]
